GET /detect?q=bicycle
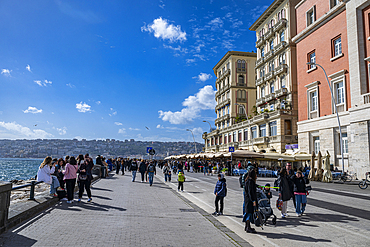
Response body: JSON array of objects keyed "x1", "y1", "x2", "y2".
[
  {"x1": 358, "y1": 172, "x2": 370, "y2": 189},
  {"x1": 339, "y1": 172, "x2": 357, "y2": 183}
]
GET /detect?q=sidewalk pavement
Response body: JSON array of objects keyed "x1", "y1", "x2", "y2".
[{"x1": 0, "y1": 172, "x2": 244, "y2": 247}]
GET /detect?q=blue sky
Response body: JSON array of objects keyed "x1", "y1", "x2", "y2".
[{"x1": 0, "y1": 0, "x2": 271, "y2": 143}]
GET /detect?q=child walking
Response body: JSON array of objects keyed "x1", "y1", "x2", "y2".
[{"x1": 178, "y1": 171, "x2": 185, "y2": 192}]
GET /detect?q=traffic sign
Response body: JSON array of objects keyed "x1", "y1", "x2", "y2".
[
  {"x1": 149, "y1": 149, "x2": 155, "y2": 155},
  {"x1": 147, "y1": 147, "x2": 153, "y2": 153},
  {"x1": 229, "y1": 147, "x2": 235, "y2": 152}
]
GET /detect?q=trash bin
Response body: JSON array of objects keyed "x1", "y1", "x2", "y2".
[{"x1": 101, "y1": 166, "x2": 106, "y2": 178}]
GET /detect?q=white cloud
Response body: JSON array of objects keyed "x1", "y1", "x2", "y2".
[
  {"x1": 129, "y1": 127, "x2": 140, "y2": 131},
  {"x1": 186, "y1": 58, "x2": 196, "y2": 64},
  {"x1": 141, "y1": 17, "x2": 187, "y2": 42},
  {"x1": 96, "y1": 101, "x2": 101, "y2": 105},
  {"x1": 54, "y1": 126, "x2": 67, "y2": 135},
  {"x1": 231, "y1": 20, "x2": 243, "y2": 29},
  {"x1": 109, "y1": 108, "x2": 117, "y2": 116},
  {"x1": 118, "y1": 128, "x2": 126, "y2": 134},
  {"x1": 192, "y1": 73, "x2": 212, "y2": 83},
  {"x1": 34, "y1": 79, "x2": 52, "y2": 87},
  {"x1": 0, "y1": 121, "x2": 53, "y2": 139},
  {"x1": 158, "y1": 85, "x2": 216, "y2": 124},
  {"x1": 23, "y1": 106, "x2": 42, "y2": 114},
  {"x1": 76, "y1": 102, "x2": 91, "y2": 113},
  {"x1": 115, "y1": 122, "x2": 123, "y2": 126},
  {"x1": 163, "y1": 44, "x2": 188, "y2": 54},
  {"x1": 208, "y1": 17, "x2": 223, "y2": 30},
  {"x1": 159, "y1": 0, "x2": 165, "y2": 9},
  {"x1": 26, "y1": 65, "x2": 31, "y2": 72},
  {"x1": 156, "y1": 124, "x2": 163, "y2": 129},
  {"x1": 66, "y1": 83, "x2": 75, "y2": 88},
  {"x1": 1, "y1": 69, "x2": 11, "y2": 77}
]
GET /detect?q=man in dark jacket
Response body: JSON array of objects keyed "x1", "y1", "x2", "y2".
[
  {"x1": 212, "y1": 173, "x2": 227, "y2": 216},
  {"x1": 139, "y1": 160, "x2": 147, "y2": 183},
  {"x1": 286, "y1": 162, "x2": 296, "y2": 207},
  {"x1": 130, "y1": 159, "x2": 138, "y2": 182},
  {"x1": 147, "y1": 161, "x2": 156, "y2": 186}
]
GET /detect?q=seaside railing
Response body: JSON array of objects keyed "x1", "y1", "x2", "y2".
[{"x1": 11, "y1": 181, "x2": 44, "y2": 200}]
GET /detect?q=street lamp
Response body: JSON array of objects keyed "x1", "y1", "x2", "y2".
[
  {"x1": 202, "y1": 120, "x2": 213, "y2": 132},
  {"x1": 235, "y1": 103, "x2": 254, "y2": 151},
  {"x1": 186, "y1": 129, "x2": 198, "y2": 153},
  {"x1": 307, "y1": 62, "x2": 345, "y2": 173}
]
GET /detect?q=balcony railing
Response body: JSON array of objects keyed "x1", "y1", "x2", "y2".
[
  {"x1": 363, "y1": 92, "x2": 370, "y2": 104},
  {"x1": 265, "y1": 71, "x2": 274, "y2": 81},
  {"x1": 256, "y1": 97, "x2": 265, "y2": 107},
  {"x1": 265, "y1": 49, "x2": 274, "y2": 61},
  {"x1": 275, "y1": 87, "x2": 288, "y2": 98},
  {"x1": 274, "y1": 41, "x2": 287, "y2": 53},
  {"x1": 253, "y1": 112, "x2": 269, "y2": 122},
  {"x1": 254, "y1": 137, "x2": 268, "y2": 144},
  {"x1": 256, "y1": 36, "x2": 264, "y2": 48},
  {"x1": 256, "y1": 76, "x2": 265, "y2": 86},
  {"x1": 274, "y1": 18, "x2": 287, "y2": 32},
  {"x1": 275, "y1": 64, "x2": 288, "y2": 76},
  {"x1": 265, "y1": 28, "x2": 274, "y2": 40},
  {"x1": 256, "y1": 57, "x2": 264, "y2": 68},
  {"x1": 236, "y1": 98, "x2": 247, "y2": 103},
  {"x1": 265, "y1": 93, "x2": 275, "y2": 102}
]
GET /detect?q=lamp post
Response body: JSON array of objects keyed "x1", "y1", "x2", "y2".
[
  {"x1": 186, "y1": 129, "x2": 198, "y2": 153},
  {"x1": 202, "y1": 120, "x2": 213, "y2": 132},
  {"x1": 235, "y1": 103, "x2": 254, "y2": 151},
  {"x1": 307, "y1": 62, "x2": 345, "y2": 173}
]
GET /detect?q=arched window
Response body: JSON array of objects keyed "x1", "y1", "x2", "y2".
[
  {"x1": 270, "y1": 40, "x2": 274, "y2": 51},
  {"x1": 238, "y1": 75, "x2": 244, "y2": 85},
  {"x1": 278, "y1": 12, "x2": 281, "y2": 20},
  {"x1": 270, "y1": 81, "x2": 275, "y2": 93},
  {"x1": 261, "y1": 47, "x2": 265, "y2": 57},
  {"x1": 261, "y1": 86, "x2": 265, "y2": 97},
  {"x1": 262, "y1": 28, "x2": 265, "y2": 35},
  {"x1": 280, "y1": 30, "x2": 285, "y2": 42},
  {"x1": 281, "y1": 9, "x2": 285, "y2": 19},
  {"x1": 237, "y1": 60, "x2": 242, "y2": 69},
  {"x1": 239, "y1": 105, "x2": 245, "y2": 114},
  {"x1": 269, "y1": 62, "x2": 272, "y2": 72},
  {"x1": 242, "y1": 90, "x2": 246, "y2": 98},
  {"x1": 271, "y1": 19, "x2": 275, "y2": 27},
  {"x1": 281, "y1": 75, "x2": 286, "y2": 88},
  {"x1": 241, "y1": 60, "x2": 246, "y2": 69}
]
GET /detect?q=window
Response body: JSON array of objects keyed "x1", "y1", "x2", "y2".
[
  {"x1": 239, "y1": 105, "x2": 245, "y2": 114},
  {"x1": 237, "y1": 60, "x2": 245, "y2": 69},
  {"x1": 260, "y1": 67, "x2": 265, "y2": 77},
  {"x1": 271, "y1": 19, "x2": 275, "y2": 27},
  {"x1": 261, "y1": 47, "x2": 265, "y2": 57},
  {"x1": 270, "y1": 40, "x2": 274, "y2": 51},
  {"x1": 238, "y1": 75, "x2": 245, "y2": 85},
  {"x1": 314, "y1": 136, "x2": 320, "y2": 155},
  {"x1": 330, "y1": 0, "x2": 339, "y2": 8},
  {"x1": 261, "y1": 86, "x2": 265, "y2": 97},
  {"x1": 233, "y1": 132, "x2": 236, "y2": 142},
  {"x1": 335, "y1": 81, "x2": 344, "y2": 104},
  {"x1": 308, "y1": 51, "x2": 316, "y2": 70},
  {"x1": 341, "y1": 133, "x2": 348, "y2": 154},
  {"x1": 251, "y1": 127, "x2": 257, "y2": 139},
  {"x1": 229, "y1": 133, "x2": 232, "y2": 143},
  {"x1": 244, "y1": 129, "x2": 248, "y2": 141},
  {"x1": 224, "y1": 134, "x2": 227, "y2": 144},
  {"x1": 311, "y1": 91, "x2": 318, "y2": 111},
  {"x1": 280, "y1": 30, "x2": 285, "y2": 42},
  {"x1": 260, "y1": 124, "x2": 267, "y2": 137},
  {"x1": 279, "y1": 53, "x2": 286, "y2": 65},
  {"x1": 281, "y1": 75, "x2": 286, "y2": 88},
  {"x1": 270, "y1": 81, "x2": 275, "y2": 93},
  {"x1": 268, "y1": 61, "x2": 274, "y2": 72},
  {"x1": 332, "y1": 36, "x2": 342, "y2": 57},
  {"x1": 215, "y1": 137, "x2": 218, "y2": 145},
  {"x1": 219, "y1": 136, "x2": 222, "y2": 144},
  {"x1": 278, "y1": 12, "x2": 281, "y2": 21},
  {"x1": 237, "y1": 90, "x2": 246, "y2": 99},
  {"x1": 307, "y1": 6, "x2": 316, "y2": 26},
  {"x1": 223, "y1": 107, "x2": 225, "y2": 116},
  {"x1": 227, "y1": 105, "x2": 230, "y2": 114},
  {"x1": 284, "y1": 120, "x2": 292, "y2": 135},
  {"x1": 227, "y1": 62, "x2": 230, "y2": 69},
  {"x1": 238, "y1": 130, "x2": 242, "y2": 142},
  {"x1": 269, "y1": 121, "x2": 277, "y2": 136},
  {"x1": 227, "y1": 121, "x2": 229, "y2": 127},
  {"x1": 281, "y1": 9, "x2": 285, "y2": 19},
  {"x1": 270, "y1": 104, "x2": 274, "y2": 111}
]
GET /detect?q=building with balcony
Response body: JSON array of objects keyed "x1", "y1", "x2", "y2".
[{"x1": 247, "y1": 0, "x2": 299, "y2": 153}]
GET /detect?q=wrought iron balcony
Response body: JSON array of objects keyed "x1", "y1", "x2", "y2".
[
  {"x1": 265, "y1": 93, "x2": 275, "y2": 102},
  {"x1": 274, "y1": 41, "x2": 287, "y2": 53},
  {"x1": 256, "y1": 76, "x2": 265, "y2": 86},
  {"x1": 265, "y1": 28, "x2": 274, "y2": 40},
  {"x1": 256, "y1": 97, "x2": 265, "y2": 107},
  {"x1": 275, "y1": 87, "x2": 288, "y2": 98},
  {"x1": 275, "y1": 64, "x2": 288, "y2": 76},
  {"x1": 264, "y1": 49, "x2": 274, "y2": 61},
  {"x1": 265, "y1": 71, "x2": 274, "y2": 81}
]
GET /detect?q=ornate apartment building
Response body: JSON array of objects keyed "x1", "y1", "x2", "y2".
[
  {"x1": 203, "y1": 51, "x2": 257, "y2": 152},
  {"x1": 292, "y1": 0, "x2": 370, "y2": 177},
  {"x1": 248, "y1": 0, "x2": 300, "y2": 153}
]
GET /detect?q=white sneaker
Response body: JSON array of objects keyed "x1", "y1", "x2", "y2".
[{"x1": 66, "y1": 200, "x2": 72, "y2": 204}]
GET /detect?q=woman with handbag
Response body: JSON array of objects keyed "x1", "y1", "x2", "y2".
[
  {"x1": 277, "y1": 167, "x2": 293, "y2": 218},
  {"x1": 243, "y1": 169, "x2": 258, "y2": 233},
  {"x1": 63, "y1": 156, "x2": 78, "y2": 203},
  {"x1": 77, "y1": 154, "x2": 93, "y2": 202}
]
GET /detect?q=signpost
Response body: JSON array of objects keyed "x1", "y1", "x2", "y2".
[
  {"x1": 229, "y1": 147, "x2": 235, "y2": 162},
  {"x1": 147, "y1": 147, "x2": 155, "y2": 160}
]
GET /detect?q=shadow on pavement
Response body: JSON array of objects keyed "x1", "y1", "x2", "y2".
[
  {"x1": 55, "y1": 201, "x2": 126, "y2": 212},
  {"x1": 257, "y1": 231, "x2": 332, "y2": 243},
  {"x1": 90, "y1": 187, "x2": 113, "y2": 192},
  {"x1": 90, "y1": 195, "x2": 112, "y2": 200},
  {"x1": 0, "y1": 233, "x2": 37, "y2": 247}
]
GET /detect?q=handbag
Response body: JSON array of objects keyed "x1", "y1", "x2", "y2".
[
  {"x1": 79, "y1": 174, "x2": 88, "y2": 180},
  {"x1": 306, "y1": 185, "x2": 312, "y2": 191},
  {"x1": 276, "y1": 198, "x2": 283, "y2": 211}
]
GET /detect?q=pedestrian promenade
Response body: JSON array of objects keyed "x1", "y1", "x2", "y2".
[{"x1": 0, "y1": 173, "x2": 241, "y2": 247}]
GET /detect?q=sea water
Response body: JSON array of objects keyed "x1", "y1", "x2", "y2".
[{"x1": 0, "y1": 158, "x2": 43, "y2": 182}]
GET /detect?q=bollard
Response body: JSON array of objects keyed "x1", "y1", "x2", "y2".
[{"x1": 29, "y1": 181, "x2": 36, "y2": 200}]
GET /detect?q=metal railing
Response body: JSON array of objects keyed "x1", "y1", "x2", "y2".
[{"x1": 11, "y1": 181, "x2": 44, "y2": 201}]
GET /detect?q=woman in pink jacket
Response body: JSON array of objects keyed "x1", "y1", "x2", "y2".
[{"x1": 63, "y1": 156, "x2": 78, "y2": 203}]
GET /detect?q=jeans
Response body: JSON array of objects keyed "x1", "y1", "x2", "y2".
[
  {"x1": 178, "y1": 181, "x2": 184, "y2": 191},
  {"x1": 243, "y1": 190, "x2": 246, "y2": 215},
  {"x1": 50, "y1": 175, "x2": 60, "y2": 194},
  {"x1": 65, "y1": 178, "x2": 76, "y2": 201},
  {"x1": 165, "y1": 174, "x2": 170, "y2": 182},
  {"x1": 132, "y1": 171, "x2": 137, "y2": 182},
  {"x1": 215, "y1": 196, "x2": 224, "y2": 213},
  {"x1": 78, "y1": 179, "x2": 92, "y2": 198},
  {"x1": 148, "y1": 172, "x2": 154, "y2": 185},
  {"x1": 295, "y1": 194, "x2": 307, "y2": 214}
]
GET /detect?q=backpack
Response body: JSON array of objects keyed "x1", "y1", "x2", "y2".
[
  {"x1": 239, "y1": 173, "x2": 248, "y2": 188},
  {"x1": 148, "y1": 165, "x2": 155, "y2": 172}
]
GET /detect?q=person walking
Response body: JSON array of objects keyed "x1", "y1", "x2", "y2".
[
  {"x1": 77, "y1": 155, "x2": 93, "y2": 202},
  {"x1": 63, "y1": 156, "x2": 78, "y2": 203},
  {"x1": 130, "y1": 159, "x2": 138, "y2": 182},
  {"x1": 163, "y1": 163, "x2": 171, "y2": 182},
  {"x1": 121, "y1": 159, "x2": 125, "y2": 175},
  {"x1": 293, "y1": 171, "x2": 308, "y2": 216},
  {"x1": 115, "y1": 158, "x2": 121, "y2": 175},
  {"x1": 147, "y1": 161, "x2": 156, "y2": 186},
  {"x1": 243, "y1": 169, "x2": 257, "y2": 233},
  {"x1": 37, "y1": 156, "x2": 60, "y2": 197},
  {"x1": 212, "y1": 173, "x2": 227, "y2": 216},
  {"x1": 178, "y1": 171, "x2": 185, "y2": 191},
  {"x1": 139, "y1": 159, "x2": 147, "y2": 183},
  {"x1": 286, "y1": 162, "x2": 296, "y2": 207},
  {"x1": 277, "y1": 167, "x2": 293, "y2": 218}
]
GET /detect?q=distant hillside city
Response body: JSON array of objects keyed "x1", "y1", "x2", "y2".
[{"x1": 0, "y1": 139, "x2": 204, "y2": 159}]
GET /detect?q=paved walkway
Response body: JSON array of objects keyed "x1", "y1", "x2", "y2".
[{"x1": 0, "y1": 173, "x2": 243, "y2": 247}]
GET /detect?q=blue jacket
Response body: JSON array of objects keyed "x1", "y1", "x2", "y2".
[{"x1": 214, "y1": 178, "x2": 227, "y2": 197}]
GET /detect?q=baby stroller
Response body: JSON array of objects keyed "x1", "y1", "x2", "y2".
[{"x1": 256, "y1": 188, "x2": 277, "y2": 226}]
